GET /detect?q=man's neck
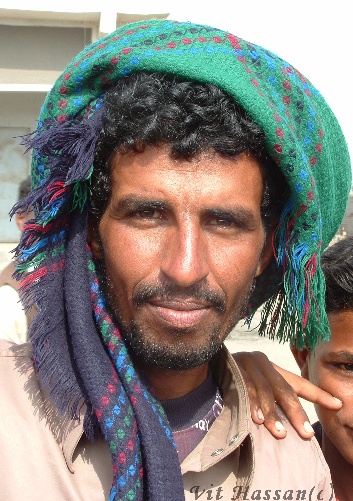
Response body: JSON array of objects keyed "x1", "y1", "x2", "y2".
[
  {"x1": 140, "y1": 362, "x2": 209, "y2": 400},
  {"x1": 321, "y1": 431, "x2": 353, "y2": 501},
  {"x1": 160, "y1": 370, "x2": 220, "y2": 431}
]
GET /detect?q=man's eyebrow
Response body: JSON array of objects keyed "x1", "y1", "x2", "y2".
[
  {"x1": 205, "y1": 207, "x2": 258, "y2": 228},
  {"x1": 110, "y1": 196, "x2": 170, "y2": 214},
  {"x1": 110, "y1": 197, "x2": 259, "y2": 227}
]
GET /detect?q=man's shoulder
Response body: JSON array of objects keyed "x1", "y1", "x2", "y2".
[
  {"x1": 250, "y1": 407, "x2": 331, "y2": 489},
  {"x1": 0, "y1": 284, "x2": 21, "y2": 306},
  {"x1": 0, "y1": 261, "x2": 17, "y2": 290},
  {"x1": 0, "y1": 339, "x2": 31, "y2": 353},
  {"x1": 0, "y1": 340, "x2": 32, "y2": 363},
  {"x1": 0, "y1": 341, "x2": 37, "y2": 400},
  {"x1": 0, "y1": 341, "x2": 111, "y2": 500},
  {"x1": 216, "y1": 350, "x2": 332, "y2": 490},
  {"x1": 0, "y1": 340, "x2": 75, "y2": 447}
]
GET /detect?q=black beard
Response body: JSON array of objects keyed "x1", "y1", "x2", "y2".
[
  {"x1": 117, "y1": 319, "x2": 225, "y2": 370},
  {"x1": 99, "y1": 274, "x2": 255, "y2": 371}
]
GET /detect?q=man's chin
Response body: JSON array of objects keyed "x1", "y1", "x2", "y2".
[
  {"x1": 116, "y1": 312, "x2": 240, "y2": 370},
  {"x1": 125, "y1": 336, "x2": 224, "y2": 371}
]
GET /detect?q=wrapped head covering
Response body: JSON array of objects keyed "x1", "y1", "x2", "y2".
[{"x1": 12, "y1": 18, "x2": 351, "y2": 501}]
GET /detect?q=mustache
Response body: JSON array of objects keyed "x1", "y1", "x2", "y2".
[{"x1": 132, "y1": 281, "x2": 227, "y2": 314}]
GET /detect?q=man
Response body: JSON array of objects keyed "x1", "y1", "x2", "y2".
[
  {"x1": 0, "y1": 176, "x2": 34, "y2": 343},
  {"x1": 0, "y1": 18, "x2": 350, "y2": 500}
]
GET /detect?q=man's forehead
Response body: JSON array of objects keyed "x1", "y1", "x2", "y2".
[
  {"x1": 108, "y1": 147, "x2": 264, "y2": 201},
  {"x1": 110, "y1": 144, "x2": 256, "y2": 169},
  {"x1": 109, "y1": 146, "x2": 263, "y2": 178}
]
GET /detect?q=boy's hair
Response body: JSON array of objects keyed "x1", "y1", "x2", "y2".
[
  {"x1": 90, "y1": 71, "x2": 288, "y2": 232},
  {"x1": 321, "y1": 236, "x2": 353, "y2": 312}
]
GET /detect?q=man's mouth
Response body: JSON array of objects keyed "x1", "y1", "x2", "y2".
[{"x1": 145, "y1": 298, "x2": 212, "y2": 329}]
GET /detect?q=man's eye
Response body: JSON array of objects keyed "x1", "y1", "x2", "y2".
[
  {"x1": 134, "y1": 209, "x2": 162, "y2": 219},
  {"x1": 208, "y1": 217, "x2": 236, "y2": 228}
]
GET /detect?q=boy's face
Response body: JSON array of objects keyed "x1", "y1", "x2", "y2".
[{"x1": 296, "y1": 310, "x2": 353, "y2": 465}]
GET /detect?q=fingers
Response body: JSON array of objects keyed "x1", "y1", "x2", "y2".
[
  {"x1": 232, "y1": 351, "x2": 317, "y2": 439},
  {"x1": 273, "y1": 363, "x2": 342, "y2": 410},
  {"x1": 233, "y1": 351, "x2": 287, "y2": 438},
  {"x1": 261, "y1": 370, "x2": 314, "y2": 439},
  {"x1": 237, "y1": 367, "x2": 287, "y2": 438},
  {"x1": 237, "y1": 366, "x2": 265, "y2": 425}
]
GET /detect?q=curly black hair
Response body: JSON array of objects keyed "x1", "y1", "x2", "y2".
[
  {"x1": 90, "y1": 72, "x2": 288, "y2": 231},
  {"x1": 321, "y1": 236, "x2": 353, "y2": 313}
]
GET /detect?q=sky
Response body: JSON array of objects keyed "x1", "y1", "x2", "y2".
[
  {"x1": 167, "y1": 0, "x2": 352, "y2": 165},
  {"x1": 1, "y1": 0, "x2": 352, "y2": 164}
]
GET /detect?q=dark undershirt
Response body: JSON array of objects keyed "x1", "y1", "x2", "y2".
[{"x1": 161, "y1": 372, "x2": 223, "y2": 463}]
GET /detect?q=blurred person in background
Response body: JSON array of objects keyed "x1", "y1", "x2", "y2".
[{"x1": 0, "y1": 176, "x2": 34, "y2": 343}]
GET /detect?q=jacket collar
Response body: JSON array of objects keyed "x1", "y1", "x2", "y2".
[
  {"x1": 30, "y1": 342, "x2": 251, "y2": 473},
  {"x1": 180, "y1": 345, "x2": 252, "y2": 473}
]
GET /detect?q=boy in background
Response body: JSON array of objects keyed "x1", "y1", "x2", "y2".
[
  {"x1": 237, "y1": 236, "x2": 353, "y2": 501},
  {"x1": 0, "y1": 176, "x2": 34, "y2": 343},
  {"x1": 291, "y1": 236, "x2": 353, "y2": 501}
]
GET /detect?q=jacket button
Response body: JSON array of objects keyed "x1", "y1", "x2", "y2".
[
  {"x1": 211, "y1": 448, "x2": 224, "y2": 456},
  {"x1": 229, "y1": 434, "x2": 238, "y2": 445}
]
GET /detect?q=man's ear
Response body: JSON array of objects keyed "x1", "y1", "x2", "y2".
[
  {"x1": 87, "y1": 218, "x2": 102, "y2": 259},
  {"x1": 255, "y1": 231, "x2": 275, "y2": 277},
  {"x1": 290, "y1": 346, "x2": 310, "y2": 379}
]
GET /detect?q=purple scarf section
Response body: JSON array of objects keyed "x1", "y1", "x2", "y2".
[{"x1": 12, "y1": 120, "x2": 185, "y2": 500}]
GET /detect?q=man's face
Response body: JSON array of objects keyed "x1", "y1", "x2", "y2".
[
  {"x1": 90, "y1": 145, "x2": 271, "y2": 371},
  {"x1": 306, "y1": 310, "x2": 353, "y2": 465}
]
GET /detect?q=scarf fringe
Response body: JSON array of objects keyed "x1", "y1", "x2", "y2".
[
  {"x1": 10, "y1": 110, "x2": 103, "y2": 421},
  {"x1": 249, "y1": 201, "x2": 329, "y2": 349},
  {"x1": 11, "y1": 105, "x2": 104, "y2": 230}
]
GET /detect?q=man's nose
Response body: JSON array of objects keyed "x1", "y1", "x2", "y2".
[{"x1": 160, "y1": 222, "x2": 209, "y2": 287}]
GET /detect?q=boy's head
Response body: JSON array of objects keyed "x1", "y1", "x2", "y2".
[
  {"x1": 321, "y1": 236, "x2": 353, "y2": 313},
  {"x1": 15, "y1": 176, "x2": 34, "y2": 233},
  {"x1": 292, "y1": 236, "x2": 353, "y2": 466}
]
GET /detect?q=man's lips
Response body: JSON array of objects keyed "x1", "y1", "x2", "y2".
[{"x1": 145, "y1": 298, "x2": 212, "y2": 329}]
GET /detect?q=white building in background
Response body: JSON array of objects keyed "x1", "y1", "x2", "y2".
[
  {"x1": 0, "y1": 3, "x2": 171, "y2": 268},
  {"x1": 339, "y1": 192, "x2": 353, "y2": 237}
]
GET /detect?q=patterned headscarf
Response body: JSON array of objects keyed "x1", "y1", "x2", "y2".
[{"x1": 12, "y1": 19, "x2": 351, "y2": 501}]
